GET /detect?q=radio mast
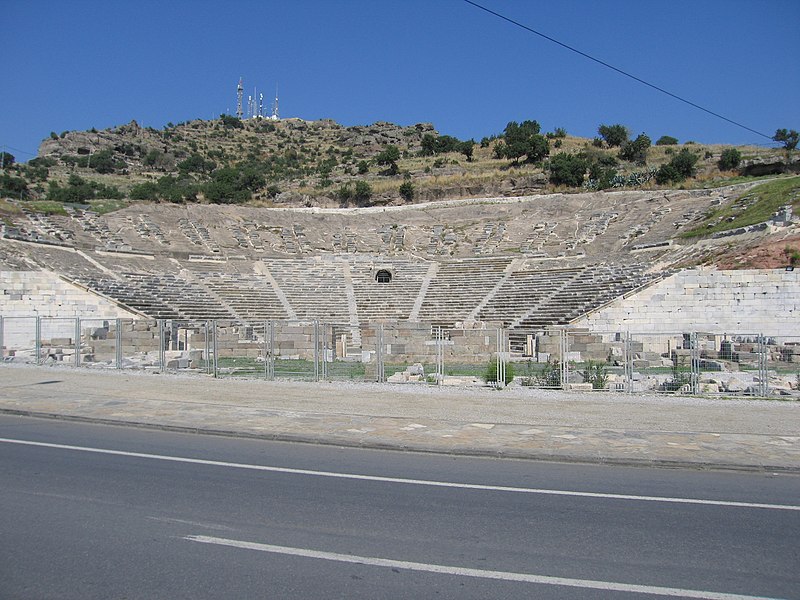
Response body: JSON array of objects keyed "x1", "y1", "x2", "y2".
[{"x1": 236, "y1": 78, "x2": 243, "y2": 120}]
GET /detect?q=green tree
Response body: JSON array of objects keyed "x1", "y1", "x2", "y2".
[
  {"x1": 1, "y1": 151, "x2": 16, "y2": 168},
  {"x1": 718, "y1": 148, "x2": 742, "y2": 171},
  {"x1": 357, "y1": 160, "x2": 369, "y2": 174},
  {"x1": 656, "y1": 135, "x2": 678, "y2": 146},
  {"x1": 129, "y1": 181, "x2": 159, "y2": 201},
  {"x1": 178, "y1": 153, "x2": 216, "y2": 174},
  {"x1": 598, "y1": 124, "x2": 629, "y2": 147},
  {"x1": 773, "y1": 128, "x2": 799, "y2": 152},
  {"x1": 375, "y1": 145, "x2": 400, "y2": 175},
  {"x1": 655, "y1": 148, "x2": 698, "y2": 184},
  {"x1": 399, "y1": 180, "x2": 414, "y2": 201},
  {"x1": 337, "y1": 180, "x2": 372, "y2": 207},
  {"x1": 219, "y1": 114, "x2": 244, "y2": 129},
  {"x1": 498, "y1": 120, "x2": 549, "y2": 163},
  {"x1": 459, "y1": 140, "x2": 475, "y2": 161},
  {"x1": 0, "y1": 173, "x2": 28, "y2": 198},
  {"x1": 549, "y1": 153, "x2": 587, "y2": 187},
  {"x1": 618, "y1": 133, "x2": 651, "y2": 165},
  {"x1": 420, "y1": 133, "x2": 437, "y2": 156}
]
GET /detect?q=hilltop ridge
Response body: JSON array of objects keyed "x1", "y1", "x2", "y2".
[{"x1": 2, "y1": 116, "x2": 795, "y2": 210}]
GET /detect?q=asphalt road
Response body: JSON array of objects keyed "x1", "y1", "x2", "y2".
[{"x1": 1, "y1": 415, "x2": 798, "y2": 600}]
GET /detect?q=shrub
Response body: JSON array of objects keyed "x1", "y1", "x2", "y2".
[
  {"x1": 618, "y1": 133, "x2": 651, "y2": 165},
  {"x1": 549, "y1": 152, "x2": 587, "y2": 187},
  {"x1": 655, "y1": 148, "x2": 698, "y2": 184},
  {"x1": 497, "y1": 121, "x2": 549, "y2": 163},
  {"x1": 337, "y1": 180, "x2": 372, "y2": 206},
  {"x1": 598, "y1": 123, "x2": 629, "y2": 147},
  {"x1": 718, "y1": 148, "x2": 742, "y2": 171},
  {"x1": 399, "y1": 180, "x2": 414, "y2": 201},
  {"x1": 219, "y1": 114, "x2": 243, "y2": 129},
  {"x1": 581, "y1": 360, "x2": 609, "y2": 390},
  {"x1": 485, "y1": 356, "x2": 515, "y2": 386},
  {"x1": 655, "y1": 135, "x2": 678, "y2": 146}
]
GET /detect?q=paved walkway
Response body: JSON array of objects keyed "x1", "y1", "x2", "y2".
[{"x1": 1, "y1": 364, "x2": 799, "y2": 472}]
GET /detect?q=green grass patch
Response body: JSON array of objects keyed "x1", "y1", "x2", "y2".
[
  {"x1": 88, "y1": 198, "x2": 130, "y2": 215},
  {"x1": 681, "y1": 176, "x2": 800, "y2": 238},
  {"x1": 26, "y1": 201, "x2": 68, "y2": 216}
]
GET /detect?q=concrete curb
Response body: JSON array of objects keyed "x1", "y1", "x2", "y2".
[{"x1": 4, "y1": 408, "x2": 797, "y2": 475}]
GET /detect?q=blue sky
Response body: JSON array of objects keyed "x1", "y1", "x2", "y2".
[{"x1": 2, "y1": 0, "x2": 798, "y2": 162}]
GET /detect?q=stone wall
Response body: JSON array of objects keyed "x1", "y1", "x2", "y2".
[
  {"x1": 573, "y1": 268, "x2": 800, "y2": 337},
  {"x1": 1, "y1": 271, "x2": 139, "y2": 349}
]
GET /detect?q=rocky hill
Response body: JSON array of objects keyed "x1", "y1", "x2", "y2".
[{"x1": 1, "y1": 116, "x2": 795, "y2": 210}]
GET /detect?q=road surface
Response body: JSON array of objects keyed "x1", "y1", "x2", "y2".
[{"x1": 1, "y1": 415, "x2": 798, "y2": 599}]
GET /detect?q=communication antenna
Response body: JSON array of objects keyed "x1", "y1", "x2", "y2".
[
  {"x1": 259, "y1": 93, "x2": 264, "y2": 119},
  {"x1": 271, "y1": 84, "x2": 279, "y2": 120},
  {"x1": 236, "y1": 78, "x2": 243, "y2": 120}
]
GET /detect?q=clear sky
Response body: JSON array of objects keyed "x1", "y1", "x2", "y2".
[{"x1": 2, "y1": 0, "x2": 798, "y2": 162}]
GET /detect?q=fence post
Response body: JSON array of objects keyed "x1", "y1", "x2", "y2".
[
  {"x1": 436, "y1": 326, "x2": 444, "y2": 385},
  {"x1": 376, "y1": 324, "x2": 385, "y2": 383},
  {"x1": 689, "y1": 332, "x2": 700, "y2": 395},
  {"x1": 321, "y1": 323, "x2": 328, "y2": 380},
  {"x1": 624, "y1": 331, "x2": 633, "y2": 393},
  {"x1": 496, "y1": 328, "x2": 506, "y2": 388},
  {"x1": 0, "y1": 315, "x2": 4, "y2": 360},
  {"x1": 758, "y1": 334, "x2": 769, "y2": 397},
  {"x1": 115, "y1": 318, "x2": 122, "y2": 369},
  {"x1": 158, "y1": 319, "x2": 165, "y2": 373},
  {"x1": 212, "y1": 320, "x2": 218, "y2": 378},
  {"x1": 35, "y1": 316, "x2": 41, "y2": 366},
  {"x1": 74, "y1": 317, "x2": 81, "y2": 368},
  {"x1": 268, "y1": 321, "x2": 275, "y2": 380},
  {"x1": 314, "y1": 319, "x2": 319, "y2": 381},
  {"x1": 559, "y1": 329, "x2": 569, "y2": 390}
]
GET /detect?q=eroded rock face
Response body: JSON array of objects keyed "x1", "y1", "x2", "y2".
[{"x1": 741, "y1": 155, "x2": 800, "y2": 177}]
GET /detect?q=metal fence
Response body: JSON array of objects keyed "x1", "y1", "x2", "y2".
[{"x1": 2, "y1": 316, "x2": 799, "y2": 398}]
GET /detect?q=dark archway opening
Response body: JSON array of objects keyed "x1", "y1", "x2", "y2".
[{"x1": 375, "y1": 269, "x2": 392, "y2": 283}]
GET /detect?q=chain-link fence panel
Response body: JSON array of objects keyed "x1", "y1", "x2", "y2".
[
  {"x1": 0, "y1": 316, "x2": 39, "y2": 364},
  {"x1": 626, "y1": 331, "x2": 693, "y2": 394},
  {"x1": 511, "y1": 329, "x2": 565, "y2": 389},
  {"x1": 561, "y1": 329, "x2": 628, "y2": 392}
]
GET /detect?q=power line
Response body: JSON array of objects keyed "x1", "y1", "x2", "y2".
[
  {"x1": 462, "y1": 0, "x2": 774, "y2": 141},
  {"x1": 1, "y1": 144, "x2": 38, "y2": 157}
]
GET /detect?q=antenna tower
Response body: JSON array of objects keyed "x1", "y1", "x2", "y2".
[
  {"x1": 236, "y1": 78, "x2": 243, "y2": 119},
  {"x1": 271, "y1": 84, "x2": 279, "y2": 120}
]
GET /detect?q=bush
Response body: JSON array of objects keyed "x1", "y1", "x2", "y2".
[
  {"x1": 618, "y1": 133, "x2": 651, "y2": 165},
  {"x1": 581, "y1": 360, "x2": 609, "y2": 390},
  {"x1": 598, "y1": 124, "x2": 629, "y2": 147},
  {"x1": 219, "y1": 114, "x2": 243, "y2": 129},
  {"x1": 485, "y1": 356, "x2": 515, "y2": 386},
  {"x1": 655, "y1": 135, "x2": 678, "y2": 146},
  {"x1": 399, "y1": 180, "x2": 414, "y2": 201},
  {"x1": 549, "y1": 152, "x2": 587, "y2": 187},
  {"x1": 337, "y1": 180, "x2": 372, "y2": 206},
  {"x1": 717, "y1": 148, "x2": 742, "y2": 171},
  {"x1": 655, "y1": 148, "x2": 698, "y2": 184}
]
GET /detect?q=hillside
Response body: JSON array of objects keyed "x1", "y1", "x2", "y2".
[{"x1": 1, "y1": 116, "x2": 797, "y2": 210}]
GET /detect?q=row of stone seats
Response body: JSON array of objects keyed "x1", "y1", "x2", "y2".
[
  {"x1": 349, "y1": 258, "x2": 429, "y2": 322},
  {"x1": 478, "y1": 267, "x2": 585, "y2": 327},
  {"x1": 198, "y1": 272, "x2": 288, "y2": 321},
  {"x1": 120, "y1": 273, "x2": 235, "y2": 320},
  {"x1": 514, "y1": 265, "x2": 653, "y2": 330},
  {"x1": 84, "y1": 277, "x2": 180, "y2": 319},
  {"x1": 417, "y1": 257, "x2": 512, "y2": 327},
  {"x1": 266, "y1": 259, "x2": 350, "y2": 322}
]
